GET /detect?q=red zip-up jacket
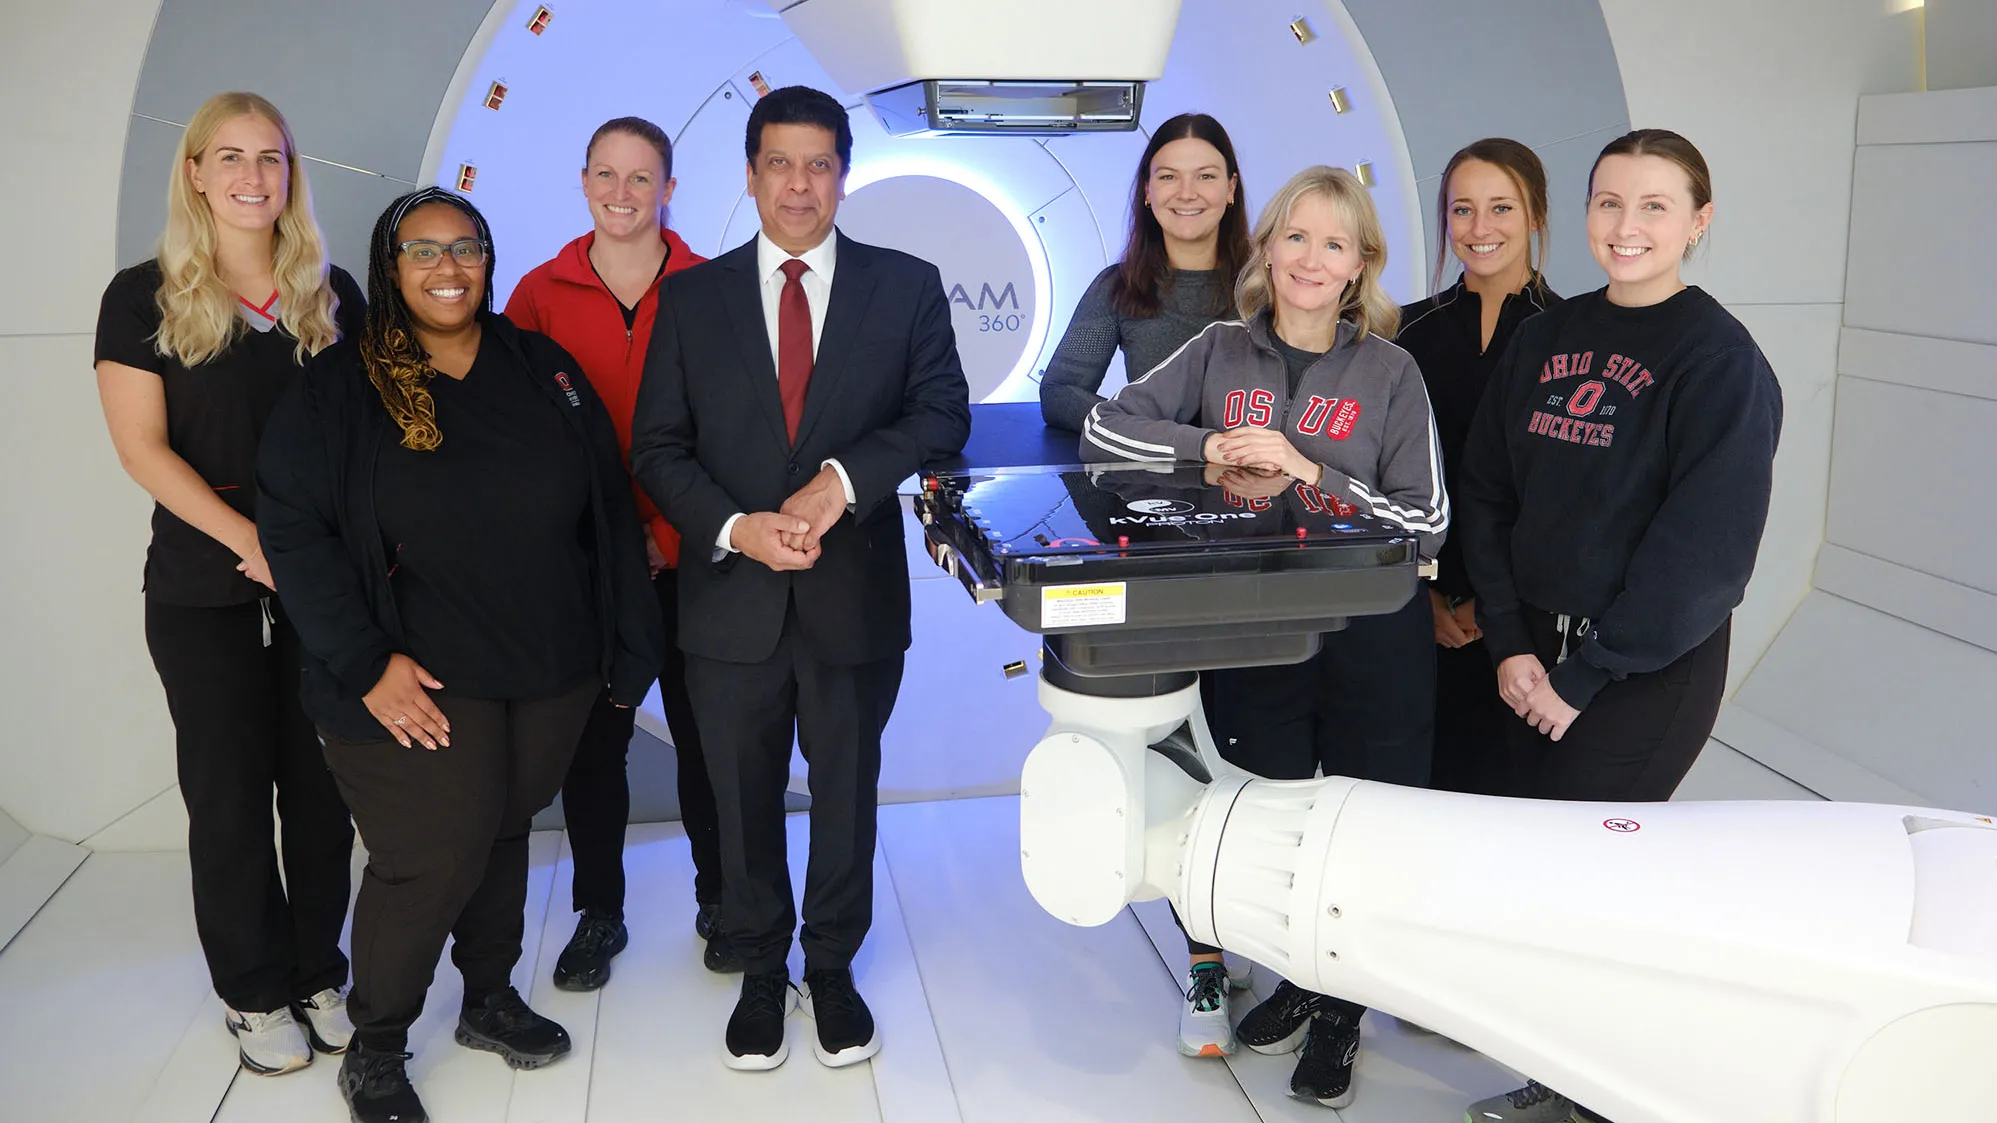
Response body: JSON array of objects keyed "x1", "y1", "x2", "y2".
[{"x1": 506, "y1": 226, "x2": 706, "y2": 566}]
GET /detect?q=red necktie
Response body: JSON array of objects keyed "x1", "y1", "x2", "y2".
[{"x1": 777, "y1": 258, "x2": 813, "y2": 443}]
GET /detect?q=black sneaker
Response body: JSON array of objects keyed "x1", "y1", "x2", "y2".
[
  {"x1": 725, "y1": 970, "x2": 797, "y2": 1070},
  {"x1": 1291, "y1": 1012, "x2": 1361, "y2": 1109},
  {"x1": 703, "y1": 924, "x2": 745, "y2": 974},
  {"x1": 695, "y1": 901, "x2": 720, "y2": 942},
  {"x1": 551, "y1": 910, "x2": 627, "y2": 992},
  {"x1": 800, "y1": 966, "x2": 879, "y2": 1067},
  {"x1": 1238, "y1": 980, "x2": 1325, "y2": 1054},
  {"x1": 338, "y1": 1044, "x2": 427, "y2": 1123},
  {"x1": 454, "y1": 988, "x2": 571, "y2": 1070}
]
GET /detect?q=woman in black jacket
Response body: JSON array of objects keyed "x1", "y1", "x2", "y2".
[
  {"x1": 257, "y1": 187, "x2": 661, "y2": 1123},
  {"x1": 1396, "y1": 138, "x2": 1561, "y2": 798}
]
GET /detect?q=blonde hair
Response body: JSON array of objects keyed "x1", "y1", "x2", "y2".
[
  {"x1": 155, "y1": 92, "x2": 341, "y2": 366},
  {"x1": 1236, "y1": 166, "x2": 1400, "y2": 341}
]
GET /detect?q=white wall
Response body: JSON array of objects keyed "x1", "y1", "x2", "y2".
[
  {"x1": 0, "y1": 0, "x2": 175, "y2": 843},
  {"x1": 1721, "y1": 85, "x2": 1997, "y2": 816},
  {"x1": 1597, "y1": 0, "x2": 1922, "y2": 694},
  {"x1": 1926, "y1": 0, "x2": 1997, "y2": 91}
]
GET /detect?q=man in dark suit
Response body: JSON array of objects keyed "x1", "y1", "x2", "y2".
[{"x1": 630, "y1": 85, "x2": 970, "y2": 1071}]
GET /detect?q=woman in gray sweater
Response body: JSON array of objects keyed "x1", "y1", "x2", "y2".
[
  {"x1": 1084, "y1": 166, "x2": 1444, "y2": 1112},
  {"x1": 1038, "y1": 113, "x2": 1250, "y2": 431}
]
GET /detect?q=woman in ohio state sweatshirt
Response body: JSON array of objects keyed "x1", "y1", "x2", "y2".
[
  {"x1": 1083, "y1": 165, "x2": 1445, "y2": 1112},
  {"x1": 503, "y1": 116, "x2": 726, "y2": 991},
  {"x1": 1457, "y1": 128, "x2": 1783, "y2": 806},
  {"x1": 1452, "y1": 128, "x2": 1783, "y2": 1123}
]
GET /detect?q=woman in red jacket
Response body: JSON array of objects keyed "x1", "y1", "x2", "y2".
[{"x1": 504, "y1": 116, "x2": 727, "y2": 987}]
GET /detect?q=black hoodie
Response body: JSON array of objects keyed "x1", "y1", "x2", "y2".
[
  {"x1": 255, "y1": 313, "x2": 662, "y2": 739},
  {"x1": 1456, "y1": 286, "x2": 1783, "y2": 710}
]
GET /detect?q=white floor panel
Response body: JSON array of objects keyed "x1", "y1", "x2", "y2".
[
  {"x1": 132, "y1": 993, "x2": 239, "y2": 1123},
  {"x1": 0, "y1": 852, "x2": 213, "y2": 1123},
  {"x1": 585, "y1": 820, "x2": 883, "y2": 1123},
  {"x1": 0, "y1": 832, "x2": 88, "y2": 954},
  {"x1": 880, "y1": 796, "x2": 1260, "y2": 1123},
  {"x1": 1671, "y1": 739, "x2": 1823, "y2": 802},
  {"x1": 511, "y1": 831, "x2": 595, "y2": 1123}
]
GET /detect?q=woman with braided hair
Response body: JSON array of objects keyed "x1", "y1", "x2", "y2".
[{"x1": 256, "y1": 187, "x2": 661, "y2": 1123}]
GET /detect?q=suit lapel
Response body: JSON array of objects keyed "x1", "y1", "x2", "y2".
[
  {"x1": 794, "y1": 231, "x2": 878, "y2": 450},
  {"x1": 714, "y1": 240, "x2": 792, "y2": 449}
]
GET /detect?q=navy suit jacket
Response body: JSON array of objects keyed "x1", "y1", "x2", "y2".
[{"x1": 631, "y1": 230, "x2": 971, "y2": 665}]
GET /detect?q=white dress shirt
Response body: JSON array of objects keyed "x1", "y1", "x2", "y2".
[{"x1": 715, "y1": 229, "x2": 858, "y2": 554}]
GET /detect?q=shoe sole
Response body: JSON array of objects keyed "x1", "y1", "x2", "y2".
[
  {"x1": 226, "y1": 1019, "x2": 312, "y2": 1076},
  {"x1": 722, "y1": 1039, "x2": 789, "y2": 1071},
  {"x1": 1177, "y1": 1039, "x2": 1236, "y2": 1058},
  {"x1": 341, "y1": 1089, "x2": 428, "y2": 1123},
  {"x1": 723, "y1": 985, "x2": 797, "y2": 1071},
  {"x1": 1243, "y1": 1020, "x2": 1310, "y2": 1056},
  {"x1": 799, "y1": 988, "x2": 881, "y2": 1068},
  {"x1": 452, "y1": 1025, "x2": 571, "y2": 1070},
  {"x1": 811, "y1": 1031, "x2": 879, "y2": 1068},
  {"x1": 1296, "y1": 1087, "x2": 1356, "y2": 1110}
]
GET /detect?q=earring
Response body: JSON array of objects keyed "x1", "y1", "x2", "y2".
[{"x1": 1689, "y1": 234, "x2": 1702, "y2": 247}]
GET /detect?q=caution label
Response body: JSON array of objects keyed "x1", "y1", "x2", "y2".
[{"x1": 1040, "y1": 582, "x2": 1128, "y2": 629}]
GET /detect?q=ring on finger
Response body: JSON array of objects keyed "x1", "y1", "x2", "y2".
[{"x1": 393, "y1": 716, "x2": 407, "y2": 726}]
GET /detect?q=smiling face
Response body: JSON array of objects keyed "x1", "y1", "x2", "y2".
[
  {"x1": 394, "y1": 203, "x2": 485, "y2": 336},
  {"x1": 584, "y1": 130, "x2": 673, "y2": 241},
  {"x1": 1588, "y1": 153, "x2": 1713, "y2": 304},
  {"x1": 1145, "y1": 136, "x2": 1235, "y2": 253},
  {"x1": 187, "y1": 113, "x2": 289, "y2": 234},
  {"x1": 1447, "y1": 158, "x2": 1534, "y2": 286},
  {"x1": 746, "y1": 122, "x2": 844, "y2": 255},
  {"x1": 1267, "y1": 191, "x2": 1365, "y2": 319}
]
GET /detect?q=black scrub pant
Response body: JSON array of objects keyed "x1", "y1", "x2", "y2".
[
  {"x1": 685, "y1": 603, "x2": 904, "y2": 976},
  {"x1": 1431, "y1": 629, "x2": 1520, "y2": 796},
  {"x1": 145, "y1": 596, "x2": 353, "y2": 1015},
  {"x1": 560, "y1": 567, "x2": 720, "y2": 916},
  {"x1": 1184, "y1": 590, "x2": 1435, "y2": 1020},
  {"x1": 321, "y1": 678, "x2": 596, "y2": 1052},
  {"x1": 1509, "y1": 612, "x2": 1731, "y2": 802}
]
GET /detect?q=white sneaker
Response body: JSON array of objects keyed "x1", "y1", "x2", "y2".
[
  {"x1": 1176, "y1": 961, "x2": 1235, "y2": 1057},
  {"x1": 224, "y1": 1006, "x2": 313, "y2": 1075},
  {"x1": 294, "y1": 987, "x2": 355, "y2": 1054}
]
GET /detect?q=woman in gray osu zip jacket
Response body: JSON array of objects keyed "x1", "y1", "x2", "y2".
[{"x1": 1081, "y1": 166, "x2": 1445, "y2": 1112}]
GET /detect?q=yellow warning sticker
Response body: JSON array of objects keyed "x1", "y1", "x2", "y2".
[{"x1": 1041, "y1": 582, "x2": 1127, "y2": 629}]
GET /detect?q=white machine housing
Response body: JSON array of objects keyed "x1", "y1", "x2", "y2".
[
  {"x1": 776, "y1": 0, "x2": 1183, "y2": 90},
  {"x1": 1019, "y1": 677, "x2": 1997, "y2": 1123}
]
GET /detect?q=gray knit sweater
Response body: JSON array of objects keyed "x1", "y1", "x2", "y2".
[{"x1": 1038, "y1": 265, "x2": 1229, "y2": 431}]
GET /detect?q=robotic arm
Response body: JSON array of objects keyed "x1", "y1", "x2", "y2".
[{"x1": 1019, "y1": 674, "x2": 1997, "y2": 1123}]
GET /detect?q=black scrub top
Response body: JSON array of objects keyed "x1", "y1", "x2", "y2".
[
  {"x1": 373, "y1": 330, "x2": 600, "y2": 700},
  {"x1": 1396, "y1": 276, "x2": 1561, "y2": 598},
  {"x1": 94, "y1": 260, "x2": 366, "y2": 606}
]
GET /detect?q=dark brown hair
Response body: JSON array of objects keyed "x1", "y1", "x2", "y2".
[
  {"x1": 587, "y1": 115, "x2": 673, "y2": 179},
  {"x1": 1111, "y1": 113, "x2": 1250, "y2": 320},
  {"x1": 1432, "y1": 137, "x2": 1550, "y2": 292},
  {"x1": 1589, "y1": 128, "x2": 1712, "y2": 257}
]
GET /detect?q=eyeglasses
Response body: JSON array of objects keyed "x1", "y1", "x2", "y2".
[{"x1": 398, "y1": 238, "x2": 488, "y2": 267}]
